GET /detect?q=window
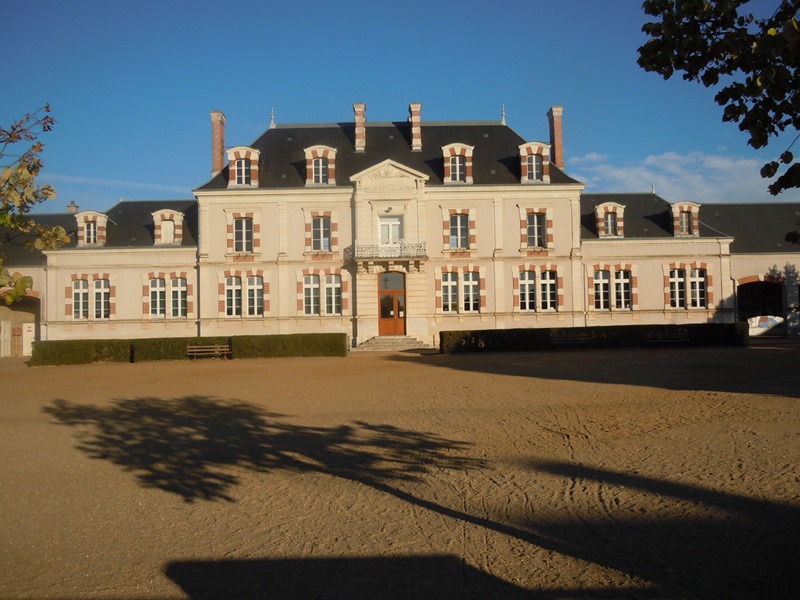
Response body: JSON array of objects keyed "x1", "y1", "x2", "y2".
[
  {"x1": 313, "y1": 157, "x2": 329, "y2": 184},
  {"x1": 526, "y1": 154, "x2": 544, "y2": 181},
  {"x1": 304, "y1": 275, "x2": 320, "y2": 315},
  {"x1": 312, "y1": 216, "x2": 332, "y2": 252},
  {"x1": 236, "y1": 158, "x2": 251, "y2": 185},
  {"x1": 594, "y1": 270, "x2": 611, "y2": 310},
  {"x1": 540, "y1": 270, "x2": 558, "y2": 311},
  {"x1": 669, "y1": 269, "x2": 687, "y2": 308},
  {"x1": 85, "y1": 221, "x2": 97, "y2": 245},
  {"x1": 441, "y1": 272, "x2": 459, "y2": 313},
  {"x1": 519, "y1": 271, "x2": 536, "y2": 311},
  {"x1": 73, "y1": 280, "x2": 88, "y2": 319},
  {"x1": 604, "y1": 212, "x2": 618, "y2": 236},
  {"x1": 450, "y1": 155, "x2": 466, "y2": 182},
  {"x1": 325, "y1": 274, "x2": 342, "y2": 315},
  {"x1": 171, "y1": 278, "x2": 187, "y2": 318},
  {"x1": 679, "y1": 211, "x2": 693, "y2": 235},
  {"x1": 161, "y1": 220, "x2": 175, "y2": 245},
  {"x1": 527, "y1": 213, "x2": 546, "y2": 248},
  {"x1": 226, "y1": 276, "x2": 242, "y2": 316},
  {"x1": 450, "y1": 214, "x2": 469, "y2": 249},
  {"x1": 462, "y1": 271, "x2": 481, "y2": 313},
  {"x1": 689, "y1": 268, "x2": 707, "y2": 308},
  {"x1": 380, "y1": 216, "x2": 403, "y2": 245},
  {"x1": 615, "y1": 270, "x2": 632, "y2": 310},
  {"x1": 150, "y1": 278, "x2": 166, "y2": 317},
  {"x1": 94, "y1": 279, "x2": 110, "y2": 319},
  {"x1": 234, "y1": 218, "x2": 253, "y2": 253},
  {"x1": 246, "y1": 276, "x2": 264, "y2": 316}
]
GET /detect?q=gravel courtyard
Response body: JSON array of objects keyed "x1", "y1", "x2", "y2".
[{"x1": 1, "y1": 341, "x2": 799, "y2": 599}]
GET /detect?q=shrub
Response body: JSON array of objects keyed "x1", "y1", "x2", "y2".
[
  {"x1": 31, "y1": 339, "x2": 131, "y2": 366},
  {"x1": 230, "y1": 333, "x2": 347, "y2": 358}
]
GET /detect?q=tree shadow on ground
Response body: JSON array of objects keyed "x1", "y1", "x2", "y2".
[
  {"x1": 43, "y1": 396, "x2": 479, "y2": 502},
  {"x1": 45, "y1": 397, "x2": 799, "y2": 597},
  {"x1": 390, "y1": 341, "x2": 800, "y2": 398}
]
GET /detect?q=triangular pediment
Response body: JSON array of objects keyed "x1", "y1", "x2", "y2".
[{"x1": 350, "y1": 159, "x2": 429, "y2": 191}]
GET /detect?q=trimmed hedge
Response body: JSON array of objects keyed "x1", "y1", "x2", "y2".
[
  {"x1": 30, "y1": 339, "x2": 131, "y2": 366},
  {"x1": 30, "y1": 333, "x2": 348, "y2": 365},
  {"x1": 440, "y1": 323, "x2": 749, "y2": 354}
]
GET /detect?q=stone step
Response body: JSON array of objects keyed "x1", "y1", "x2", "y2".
[{"x1": 352, "y1": 336, "x2": 436, "y2": 352}]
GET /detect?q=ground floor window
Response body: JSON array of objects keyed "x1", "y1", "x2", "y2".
[
  {"x1": 73, "y1": 280, "x2": 89, "y2": 319},
  {"x1": 440, "y1": 269, "x2": 482, "y2": 313},
  {"x1": 303, "y1": 274, "x2": 342, "y2": 316}
]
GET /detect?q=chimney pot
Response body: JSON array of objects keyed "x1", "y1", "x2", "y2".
[
  {"x1": 547, "y1": 106, "x2": 564, "y2": 169},
  {"x1": 67, "y1": 200, "x2": 78, "y2": 214},
  {"x1": 353, "y1": 102, "x2": 366, "y2": 153},
  {"x1": 210, "y1": 110, "x2": 227, "y2": 177},
  {"x1": 409, "y1": 102, "x2": 422, "y2": 151}
]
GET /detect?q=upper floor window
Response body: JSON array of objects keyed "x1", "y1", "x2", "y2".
[
  {"x1": 671, "y1": 202, "x2": 700, "y2": 236},
  {"x1": 380, "y1": 216, "x2": 403, "y2": 246},
  {"x1": 450, "y1": 214, "x2": 469, "y2": 249},
  {"x1": 442, "y1": 143, "x2": 474, "y2": 184},
  {"x1": 85, "y1": 221, "x2": 97, "y2": 245},
  {"x1": 450, "y1": 155, "x2": 466, "y2": 182},
  {"x1": 227, "y1": 146, "x2": 260, "y2": 188},
  {"x1": 604, "y1": 212, "x2": 618, "y2": 236},
  {"x1": 234, "y1": 218, "x2": 253, "y2": 253},
  {"x1": 313, "y1": 157, "x2": 329, "y2": 184},
  {"x1": 304, "y1": 145, "x2": 336, "y2": 185},
  {"x1": 518, "y1": 142, "x2": 551, "y2": 184},
  {"x1": 526, "y1": 154, "x2": 544, "y2": 181},
  {"x1": 236, "y1": 158, "x2": 251, "y2": 185},
  {"x1": 527, "y1": 213, "x2": 547, "y2": 248},
  {"x1": 312, "y1": 216, "x2": 332, "y2": 252},
  {"x1": 679, "y1": 211, "x2": 692, "y2": 235}
]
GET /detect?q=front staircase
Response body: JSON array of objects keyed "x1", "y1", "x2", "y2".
[{"x1": 352, "y1": 336, "x2": 436, "y2": 353}]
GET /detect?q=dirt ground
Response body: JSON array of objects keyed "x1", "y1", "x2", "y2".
[{"x1": 1, "y1": 340, "x2": 799, "y2": 599}]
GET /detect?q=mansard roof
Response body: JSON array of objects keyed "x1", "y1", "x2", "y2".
[
  {"x1": 700, "y1": 202, "x2": 800, "y2": 254},
  {"x1": 0, "y1": 200, "x2": 198, "y2": 266},
  {"x1": 581, "y1": 193, "x2": 684, "y2": 239},
  {"x1": 197, "y1": 121, "x2": 580, "y2": 191}
]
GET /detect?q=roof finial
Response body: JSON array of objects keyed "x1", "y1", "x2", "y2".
[
  {"x1": 501, "y1": 104, "x2": 507, "y2": 125},
  {"x1": 651, "y1": 183, "x2": 656, "y2": 194},
  {"x1": 269, "y1": 107, "x2": 276, "y2": 129}
]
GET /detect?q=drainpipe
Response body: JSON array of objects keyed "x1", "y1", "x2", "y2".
[{"x1": 195, "y1": 247, "x2": 202, "y2": 338}]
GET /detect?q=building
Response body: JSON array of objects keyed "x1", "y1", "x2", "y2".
[{"x1": 1, "y1": 103, "x2": 798, "y2": 356}]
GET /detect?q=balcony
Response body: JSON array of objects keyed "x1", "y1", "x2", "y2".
[{"x1": 345, "y1": 241, "x2": 428, "y2": 261}]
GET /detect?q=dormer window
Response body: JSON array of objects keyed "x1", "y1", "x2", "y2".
[
  {"x1": 152, "y1": 209, "x2": 184, "y2": 245},
  {"x1": 518, "y1": 142, "x2": 551, "y2": 183},
  {"x1": 595, "y1": 202, "x2": 625, "y2": 238},
  {"x1": 75, "y1": 211, "x2": 108, "y2": 247},
  {"x1": 236, "y1": 158, "x2": 251, "y2": 185},
  {"x1": 313, "y1": 157, "x2": 329, "y2": 184},
  {"x1": 85, "y1": 221, "x2": 97, "y2": 245},
  {"x1": 304, "y1": 146, "x2": 336, "y2": 186},
  {"x1": 227, "y1": 146, "x2": 260, "y2": 188},
  {"x1": 450, "y1": 156, "x2": 466, "y2": 182},
  {"x1": 671, "y1": 202, "x2": 700, "y2": 236},
  {"x1": 442, "y1": 143, "x2": 474, "y2": 184}
]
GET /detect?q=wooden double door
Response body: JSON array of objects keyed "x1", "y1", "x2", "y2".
[{"x1": 378, "y1": 272, "x2": 406, "y2": 336}]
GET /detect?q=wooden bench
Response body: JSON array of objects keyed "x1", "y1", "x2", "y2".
[
  {"x1": 549, "y1": 330, "x2": 595, "y2": 348},
  {"x1": 187, "y1": 344, "x2": 230, "y2": 359},
  {"x1": 646, "y1": 328, "x2": 689, "y2": 346}
]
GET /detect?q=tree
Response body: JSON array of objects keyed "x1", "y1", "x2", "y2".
[
  {"x1": 0, "y1": 105, "x2": 69, "y2": 304},
  {"x1": 637, "y1": 0, "x2": 800, "y2": 199}
]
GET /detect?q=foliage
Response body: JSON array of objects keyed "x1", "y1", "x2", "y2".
[
  {"x1": 0, "y1": 105, "x2": 70, "y2": 304},
  {"x1": 637, "y1": 0, "x2": 800, "y2": 197},
  {"x1": 230, "y1": 333, "x2": 348, "y2": 358},
  {"x1": 30, "y1": 339, "x2": 132, "y2": 366}
]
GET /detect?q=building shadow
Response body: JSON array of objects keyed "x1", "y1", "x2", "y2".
[
  {"x1": 44, "y1": 397, "x2": 799, "y2": 597},
  {"x1": 388, "y1": 342, "x2": 800, "y2": 398}
]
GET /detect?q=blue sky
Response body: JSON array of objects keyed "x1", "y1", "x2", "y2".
[{"x1": 3, "y1": 0, "x2": 797, "y2": 213}]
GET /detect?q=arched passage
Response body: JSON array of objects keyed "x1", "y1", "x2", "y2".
[{"x1": 737, "y1": 280, "x2": 783, "y2": 322}]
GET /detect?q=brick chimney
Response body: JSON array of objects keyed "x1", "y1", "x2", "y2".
[
  {"x1": 547, "y1": 106, "x2": 564, "y2": 169},
  {"x1": 409, "y1": 102, "x2": 422, "y2": 151},
  {"x1": 210, "y1": 110, "x2": 227, "y2": 177},
  {"x1": 67, "y1": 200, "x2": 78, "y2": 215},
  {"x1": 353, "y1": 102, "x2": 366, "y2": 153}
]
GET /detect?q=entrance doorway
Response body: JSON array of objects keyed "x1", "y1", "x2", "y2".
[{"x1": 378, "y1": 272, "x2": 405, "y2": 336}]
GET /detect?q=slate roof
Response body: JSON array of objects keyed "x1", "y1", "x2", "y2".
[
  {"x1": 580, "y1": 193, "x2": 695, "y2": 239},
  {"x1": 0, "y1": 200, "x2": 198, "y2": 267},
  {"x1": 197, "y1": 121, "x2": 581, "y2": 191},
  {"x1": 700, "y1": 203, "x2": 800, "y2": 254}
]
